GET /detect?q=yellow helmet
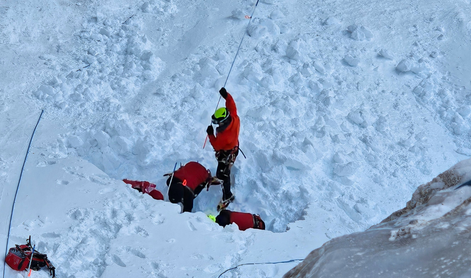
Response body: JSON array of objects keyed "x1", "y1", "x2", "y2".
[{"x1": 211, "y1": 107, "x2": 230, "y2": 124}]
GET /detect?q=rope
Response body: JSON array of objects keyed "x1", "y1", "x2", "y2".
[
  {"x1": 217, "y1": 258, "x2": 304, "y2": 277},
  {"x1": 203, "y1": 0, "x2": 261, "y2": 149},
  {"x1": 222, "y1": 0, "x2": 260, "y2": 89},
  {"x1": 2, "y1": 110, "x2": 44, "y2": 278}
]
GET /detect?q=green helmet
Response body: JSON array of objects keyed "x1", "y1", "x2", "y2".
[{"x1": 212, "y1": 107, "x2": 230, "y2": 124}]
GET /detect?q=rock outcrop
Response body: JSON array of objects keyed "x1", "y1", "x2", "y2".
[{"x1": 284, "y1": 158, "x2": 471, "y2": 278}]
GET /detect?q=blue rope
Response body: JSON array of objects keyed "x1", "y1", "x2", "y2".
[
  {"x1": 217, "y1": 258, "x2": 304, "y2": 277},
  {"x1": 2, "y1": 110, "x2": 44, "y2": 278}
]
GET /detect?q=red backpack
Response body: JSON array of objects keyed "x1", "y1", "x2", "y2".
[{"x1": 5, "y1": 236, "x2": 56, "y2": 277}]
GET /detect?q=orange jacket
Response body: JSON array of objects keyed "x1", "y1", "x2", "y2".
[{"x1": 208, "y1": 92, "x2": 240, "y2": 151}]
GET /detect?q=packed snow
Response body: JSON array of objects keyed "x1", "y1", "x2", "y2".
[{"x1": 0, "y1": 0, "x2": 470, "y2": 277}]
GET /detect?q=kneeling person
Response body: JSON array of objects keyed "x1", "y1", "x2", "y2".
[{"x1": 167, "y1": 161, "x2": 219, "y2": 212}]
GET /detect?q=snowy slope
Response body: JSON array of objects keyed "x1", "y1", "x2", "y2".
[{"x1": 0, "y1": 0, "x2": 470, "y2": 277}]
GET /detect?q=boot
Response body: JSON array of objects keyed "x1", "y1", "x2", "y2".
[{"x1": 217, "y1": 194, "x2": 235, "y2": 211}]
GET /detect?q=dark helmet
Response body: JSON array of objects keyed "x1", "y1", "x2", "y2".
[
  {"x1": 168, "y1": 182, "x2": 184, "y2": 204},
  {"x1": 211, "y1": 107, "x2": 230, "y2": 125}
]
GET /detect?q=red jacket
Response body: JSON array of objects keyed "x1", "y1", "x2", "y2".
[
  {"x1": 230, "y1": 211, "x2": 257, "y2": 231},
  {"x1": 209, "y1": 93, "x2": 240, "y2": 151},
  {"x1": 173, "y1": 161, "x2": 211, "y2": 191}
]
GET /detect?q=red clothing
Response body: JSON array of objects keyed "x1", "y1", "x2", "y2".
[
  {"x1": 230, "y1": 211, "x2": 256, "y2": 231},
  {"x1": 148, "y1": 190, "x2": 164, "y2": 200},
  {"x1": 123, "y1": 179, "x2": 163, "y2": 200},
  {"x1": 209, "y1": 93, "x2": 240, "y2": 151},
  {"x1": 173, "y1": 161, "x2": 211, "y2": 191}
]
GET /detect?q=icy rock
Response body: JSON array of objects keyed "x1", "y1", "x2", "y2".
[
  {"x1": 94, "y1": 130, "x2": 111, "y2": 148},
  {"x1": 319, "y1": 78, "x2": 333, "y2": 90},
  {"x1": 347, "y1": 110, "x2": 366, "y2": 127},
  {"x1": 67, "y1": 135, "x2": 83, "y2": 148},
  {"x1": 396, "y1": 59, "x2": 413, "y2": 73},
  {"x1": 140, "y1": 51, "x2": 153, "y2": 61},
  {"x1": 378, "y1": 49, "x2": 393, "y2": 60},
  {"x1": 286, "y1": 42, "x2": 300, "y2": 61},
  {"x1": 308, "y1": 80, "x2": 323, "y2": 94},
  {"x1": 141, "y1": 2, "x2": 151, "y2": 13},
  {"x1": 343, "y1": 55, "x2": 359, "y2": 67},
  {"x1": 230, "y1": 9, "x2": 245, "y2": 20},
  {"x1": 301, "y1": 63, "x2": 313, "y2": 77},
  {"x1": 34, "y1": 85, "x2": 56, "y2": 100},
  {"x1": 451, "y1": 115, "x2": 466, "y2": 135},
  {"x1": 313, "y1": 62, "x2": 326, "y2": 74},
  {"x1": 332, "y1": 152, "x2": 346, "y2": 164},
  {"x1": 270, "y1": 10, "x2": 285, "y2": 19},
  {"x1": 458, "y1": 106, "x2": 471, "y2": 118},
  {"x1": 247, "y1": 18, "x2": 280, "y2": 39},
  {"x1": 47, "y1": 77, "x2": 62, "y2": 87},
  {"x1": 334, "y1": 162, "x2": 357, "y2": 177},
  {"x1": 198, "y1": 57, "x2": 219, "y2": 79},
  {"x1": 284, "y1": 157, "x2": 310, "y2": 171},
  {"x1": 99, "y1": 27, "x2": 111, "y2": 37},
  {"x1": 322, "y1": 17, "x2": 340, "y2": 26},
  {"x1": 413, "y1": 79, "x2": 434, "y2": 101},
  {"x1": 347, "y1": 24, "x2": 373, "y2": 41},
  {"x1": 102, "y1": 151, "x2": 121, "y2": 173}
]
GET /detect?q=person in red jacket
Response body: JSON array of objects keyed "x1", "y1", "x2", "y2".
[
  {"x1": 206, "y1": 87, "x2": 240, "y2": 210},
  {"x1": 166, "y1": 161, "x2": 220, "y2": 212},
  {"x1": 123, "y1": 179, "x2": 164, "y2": 200},
  {"x1": 215, "y1": 210, "x2": 265, "y2": 231}
]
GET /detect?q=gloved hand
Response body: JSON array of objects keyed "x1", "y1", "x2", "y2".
[
  {"x1": 219, "y1": 87, "x2": 228, "y2": 99},
  {"x1": 206, "y1": 125, "x2": 214, "y2": 135}
]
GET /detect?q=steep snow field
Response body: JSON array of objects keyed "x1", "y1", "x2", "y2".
[{"x1": 1, "y1": 0, "x2": 470, "y2": 277}]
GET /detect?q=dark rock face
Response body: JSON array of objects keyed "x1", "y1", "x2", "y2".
[{"x1": 284, "y1": 158, "x2": 471, "y2": 278}]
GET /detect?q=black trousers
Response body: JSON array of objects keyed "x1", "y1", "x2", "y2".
[{"x1": 216, "y1": 147, "x2": 239, "y2": 200}]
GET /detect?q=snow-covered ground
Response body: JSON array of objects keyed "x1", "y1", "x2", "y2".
[{"x1": 0, "y1": 0, "x2": 470, "y2": 277}]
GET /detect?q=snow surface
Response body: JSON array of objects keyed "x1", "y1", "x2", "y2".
[{"x1": 0, "y1": 0, "x2": 470, "y2": 277}]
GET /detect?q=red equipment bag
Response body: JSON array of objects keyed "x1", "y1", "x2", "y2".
[{"x1": 5, "y1": 236, "x2": 56, "y2": 277}]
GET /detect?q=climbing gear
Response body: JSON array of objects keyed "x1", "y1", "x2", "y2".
[
  {"x1": 207, "y1": 214, "x2": 217, "y2": 222},
  {"x1": 5, "y1": 236, "x2": 56, "y2": 277},
  {"x1": 212, "y1": 107, "x2": 230, "y2": 125},
  {"x1": 216, "y1": 146, "x2": 239, "y2": 165},
  {"x1": 217, "y1": 195, "x2": 235, "y2": 211},
  {"x1": 253, "y1": 214, "x2": 265, "y2": 230}
]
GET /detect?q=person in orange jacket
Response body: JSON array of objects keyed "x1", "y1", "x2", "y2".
[
  {"x1": 206, "y1": 87, "x2": 240, "y2": 210},
  {"x1": 166, "y1": 161, "x2": 220, "y2": 212},
  {"x1": 215, "y1": 210, "x2": 265, "y2": 231},
  {"x1": 123, "y1": 179, "x2": 164, "y2": 200}
]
